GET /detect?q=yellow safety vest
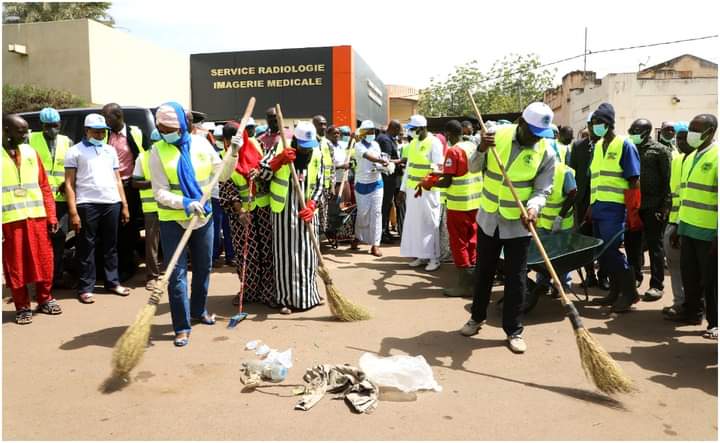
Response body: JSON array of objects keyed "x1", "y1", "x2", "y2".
[
  {"x1": 678, "y1": 143, "x2": 718, "y2": 230},
  {"x1": 320, "y1": 137, "x2": 333, "y2": 189},
  {"x1": 104, "y1": 125, "x2": 144, "y2": 153},
  {"x1": 552, "y1": 141, "x2": 568, "y2": 164},
  {"x1": 404, "y1": 134, "x2": 438, "y2": 190},
  {"x1": 269, "y1": 145, "x2": 321, "y2": 213},
  {"x1": 445, "y1": 141, "x2": 482, "y2": 211},
  {"x1": 230, "y1": 171, "x2": 256, "y2": 212},
  {"x1": 155, "y1": 141, "x2": 213, "y2": 222},
  {"x1": 137, "y1": 150, "x2": 158, "y2": 213},
  {"x1": 590, "y1": 136, "x2": 630, "y2": 205},
  {"x1": 2, "y1": 144, "x2": 47, "y2": 223},
  {"x1": 480, "y1": 125, "x2": 548, "y2": 220},
  {"x1": 668, "y1": 151, "x2": 686, "y2": 224},
  {"x1": 28, "y1": 132, "x2": 70, "y2": 202},
  {"x1": 538, "y1": 162, "x2": 575, "y2": 230}
]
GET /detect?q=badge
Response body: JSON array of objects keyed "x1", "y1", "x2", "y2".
[{"x1": 14, "y1": 187, "x2": 27, "y2": 197}]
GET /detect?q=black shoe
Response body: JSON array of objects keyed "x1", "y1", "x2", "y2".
[
  {"x1": 584, "y1": 275, "x2": 599, "y2": 288},
  {"x1": 611, "y1": 268, "x2": 640, "y2": 313},
  {"x1": 381, "y1": 233, "x2": 396, "y2": 244},
  {"x1": 598, "y1": 277, "x2": 610, "y2": 291},
  {"x1": 663, "y1": 310, "x2": 703, "y2": 325},
  {"x1": 595, "y1": 275, "x2": 621, "y2": 306}
]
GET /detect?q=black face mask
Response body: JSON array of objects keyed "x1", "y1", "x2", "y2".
[
  {"x1": 44, "y1": 127, "x2": 60, "y2": 139},
  {"x1": 268, "y1": 120, "x2": 279, "y2": 132}
]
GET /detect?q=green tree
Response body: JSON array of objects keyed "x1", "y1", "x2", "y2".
[
  {"x1": 2, "y1": 2, "x2": 114, "y2": 26},
  {"x1": 3, "y1": 84, "x2": 88, "y2": 114},
  {"x1": 418, "y1": 53, "x2": 556, "y2": 117}
]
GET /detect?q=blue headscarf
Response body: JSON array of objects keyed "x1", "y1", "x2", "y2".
[{"x1": 165, "y1": 102, "x2": 211, "y2": 215}]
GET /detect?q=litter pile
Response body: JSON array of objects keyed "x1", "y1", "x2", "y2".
[{"x1": 240, "y1": 340, "x2": 293, "y2": 387}]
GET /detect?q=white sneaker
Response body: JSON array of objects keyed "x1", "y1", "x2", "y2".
[
  {"x1": 424, "y1": 259, "x2": 441, "y2": 272},
  {"x1": 460, "y1": 318, "x2": 483, "y2": 336},
  {"x1": 507, "y1": 335, "x2": 527, "y2": 353},
  {"x1": 408, "y1": 258, "x2": 428, "y2": 268}
]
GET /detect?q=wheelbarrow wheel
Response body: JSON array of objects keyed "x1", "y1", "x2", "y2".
[{"x1": 522, "y1": 277, "x2": 542, "y2": 314}]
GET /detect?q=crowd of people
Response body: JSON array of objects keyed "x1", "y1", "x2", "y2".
[{"x1": 2, "y1": 99, "x2": 717, "y2": 351}]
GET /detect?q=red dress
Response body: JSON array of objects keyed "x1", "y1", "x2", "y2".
[{"x1": 2, "y1": 150, "x2": 57, "y2": 289}]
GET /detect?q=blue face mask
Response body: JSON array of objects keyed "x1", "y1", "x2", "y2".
[
  {"x1": 162, "y1": 131, "x2": 181, "y2": 144},
  {"x1": 150, "y1": 128, "x2": 161, "y2": 142},
  {"x1": 592, "y1": 124, "x2": 608, "y2": 138},
  {"x1": 365, "y1": 134, "x2": 376, "y2": 143},
  {"x1": 341, "y1": 135, "x2": 350, "y2": 143},
  {"x1": 88, "y1": 137, "x2": 103, "y2": 146}
]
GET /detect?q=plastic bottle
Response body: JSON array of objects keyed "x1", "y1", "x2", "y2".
[{"x1": 261, "y1": 362, "x2": 288, "y2": 382}]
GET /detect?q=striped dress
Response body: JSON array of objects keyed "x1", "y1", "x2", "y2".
[{"x1": 259, "y1": 149, "x2": 324, "y2": 310}]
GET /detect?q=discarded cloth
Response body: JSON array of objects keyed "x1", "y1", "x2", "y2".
[{"x1": 295, "y1": 364, "x2": 378, "y2": 414}]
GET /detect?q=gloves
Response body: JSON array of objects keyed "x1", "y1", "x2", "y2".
[
  {"x1": 230, "y1": 133, "x2": 245, "y2": 156},
  {"x1": 183, "y1": 198, "x2": 206, "y2": 217},
  {"x1": 624, "y1": 188, "x2": 643, "y2": 232},
  {"x1": 268, "y1": 148, "x2": 297, "y2": 171},
  {"x1": 298, "y1": 200, "x2": 317, "y2": 223},
  {"x1": 551, "y1": 215, "x2": 563, "y2": 233},
  {"x1": 413, "y1": 184, "x2": 423, "y2": 198},
  {"x1": 419, "y1": 174, "x2": 440, "y2": 191}
]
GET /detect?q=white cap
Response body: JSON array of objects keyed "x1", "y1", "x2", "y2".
[
  {"x1": 294, "y1": 121, "x2": 319, "y2": 148},
  {"x1": 84, "y1": 113, "x2": 109, "y2": 129},
  {"x1": 246, "y1": 117, "x2": 256, "y2": 126},
  {"x1": 521, "y1": 102, "x2": 554, "y2": 138},
  {"x1": 406, "y1": 114, "x2": 427, "y2": 128},
  {"x1": 359, "y1": 120, "x2": 375, "y2": 131},
  {"x1": 201, "y1": 122, "x2": 215, "y2": 131}
]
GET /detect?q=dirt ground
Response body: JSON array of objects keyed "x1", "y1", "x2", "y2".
[{"x1": 2, "y1": 243, "x2": 717, "y2": 440}]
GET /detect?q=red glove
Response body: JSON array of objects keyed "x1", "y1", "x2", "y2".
[
  {"x1": 298, "y1": 200, "x2": 317, "y2": 223},
  {"x1": 268, "y1": 148, "x2": 297, "y2": 171},
  {"x1": 624, "y1": 188, "x2": 643, "y2": 232},
  {"x1": 419, "y1": 173, "x2": 441, "y2": 191}
]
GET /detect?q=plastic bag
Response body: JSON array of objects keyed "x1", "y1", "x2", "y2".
[
  {"x1": 358, "y1": 353, "x2": 442, "y2": 393},
  {"x1": 264, "y1": 348, "x2": 293, "y2": 369}
]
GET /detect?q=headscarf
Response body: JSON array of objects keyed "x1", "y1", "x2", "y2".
[{"x1": 162, "y1": 102, "x2": 211, "y2": 214}]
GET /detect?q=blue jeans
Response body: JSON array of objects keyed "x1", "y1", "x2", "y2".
[
  {"x1": 159, "y1": 219, "x2": 214, "y2": 334},
  {"x1": 76, "y1": 202, "x2": 121, "y2": 294},
  {"x1": 535, "y1": 227, "x2": 572, "y2": 288},
  {"x1": 211, "y1": 198, "x2": 234, "y2": 262},
  {"x1": 591, "y1": 202, "x2": 628, "y2": 274}
]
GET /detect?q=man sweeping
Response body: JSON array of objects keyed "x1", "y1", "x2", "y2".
[{"x1": 460, "y1": 103, "x2": 556, "y2": 354}]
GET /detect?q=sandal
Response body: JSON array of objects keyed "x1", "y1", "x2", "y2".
[
  {"x1": 174, "y1": 333, "x2": 190, "y2": 347},
  {"x1": 192, "y1": 313, "x2": 216, "y2": 325},
  {"x1": 15, "y1": 309, "x2": 32, "y2": 325},
  {"x1": 703, "y1": 327, "x2": 718, "y2": 340},
  {"x1": 109, "y1": 285, "x2": 131, "y2": 297},
  {"x1": 38, "y1": 299, "x2": 62, "y2": 315},
  {"x1": 78, "y1": 293, "x2": 95, "y2": 304}
]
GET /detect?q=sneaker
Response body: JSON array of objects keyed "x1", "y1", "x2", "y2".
[
  {"x1": 408, "y1": 258, "x2": 428, "y2": 268},
  {"x1": 460, "y1": 318, "x2": 483, "y2": 336},
  {"x1": 643, "y1": 287, "x2": 663, "y2": 302},
  {"x1": 507, "y1": 335, "x2": 527, "y2": 353},
  {"x1": 424, "y1": 259, "x2": 441, "y2": 272}
]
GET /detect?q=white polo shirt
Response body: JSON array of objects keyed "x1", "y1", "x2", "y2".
[{"x1": 65, "y1": 141, "x2": 121, "y2": 205}]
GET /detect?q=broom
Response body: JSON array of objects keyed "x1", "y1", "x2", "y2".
[
  {"x1": 336, "y1": 137, "x2": 355, "y2": 205},
  {"x1": 227, "y1": 178, "x2": 253, "y2": 329},
  {"x1": 466, "y1": 91, "x2": 632, "y2": 395},
  {"x1": 274, "y1": 104, "x2": 370, "y2": 321},
  {"x1": 110, "y1": 97, "x2": 257, "y2": 380}
]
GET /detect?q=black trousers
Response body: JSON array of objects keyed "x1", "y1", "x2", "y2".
[
  {"x1": 118, "y1": 182, "x2": 140, "y2": 278},
  {"x1": 381, "y1": 175, "x2": 397, "y2": 234},
  {"x1": 680, "y1": 235, "x2": 717, "y2": 327},
  {"x1": 625, "y1": 209, "x2": 666, "y2": 289},
  {"x1": 51, "y1": 202, "x2": 69, "y2": 283},
  {"x1": 471, "y1": 227, "x2": 530, "y2": 336},
  {"x1": 77, "y1": 202, "x2": 121, "y2": 294},
  {"x1": 578, "y1": 218, "x2": 598, "y2": 279},
  {"x1": 394, "y1": 188, "x2": 406, "y2": 236}
]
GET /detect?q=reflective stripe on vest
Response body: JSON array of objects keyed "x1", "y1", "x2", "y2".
[
  {"x1": 479, "y1": 125, "x2": 548, "y2": 220},
  {"x1": 405, "y1": 135, "x2": 437, "y2": 190},
  {"x1": 589, "y1": 136, "x2": 629, "y2": 204},
  {"x1": 446, "y1": 141, "x2": 482, "y2": 211},
  {"x1": 230, "y1": 171, "x2": 257, "y2": 211},
  {"x1": 138, "y1": 151, "x2": 158, "y2": 213},
  {"x1": 269, "y1": 144, "x2": 321, "y2": 213},
  {"x1": 678, "y1": 144, "x2": 717, "y2": 230},
  {"x1": 28, "y1": 132, "x2": 70, "y2": 202},
  {"x1": 2, "y1": 144, "x2": 47, "y2": 223},
  {"x1": 155, "y1": 141, "x2": 213, "y2": 222},
  {"x1": 668, "y1": 151, "x2": 686, "y2": 223},
  {"x1": 538, "y1": 162, "x2": 575, "y2": 230}
]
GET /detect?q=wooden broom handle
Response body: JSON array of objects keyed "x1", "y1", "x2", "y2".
[
  {"x1": 274, "y1": 104, "x2": 327, "y2": 267},
  {"x1": 336, "y1": 137, "x2": 355, "y2": 201},
  {"x1": 466, "y1": 91, "x2": 571, "y2": 306}
]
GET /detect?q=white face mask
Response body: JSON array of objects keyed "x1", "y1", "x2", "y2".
[
  {"x1": 407, "y1": 129, "x2": 416, "y2": 139},
  {"x1": 686, "y1": 130, "x2": 707, "y2": 149}
]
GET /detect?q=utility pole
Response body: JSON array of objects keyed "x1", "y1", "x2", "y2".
[{"x1": 583, "y1": 27, "x2": 588, "y2": 80}]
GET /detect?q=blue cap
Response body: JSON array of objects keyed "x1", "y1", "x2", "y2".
[
  {"x1": 40, "y1": 107, "x2": 60, "y2": 124},
  {"x1": 254, "y1": 124, "x2": 268, "y2": 137},
  {"x1": 674, "y1": 121, "x2": 689, "y2": 133}
]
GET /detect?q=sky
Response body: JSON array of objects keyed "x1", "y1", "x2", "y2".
[{"x1": 108, "y1": 0, "x2": 719, "y2": 89}]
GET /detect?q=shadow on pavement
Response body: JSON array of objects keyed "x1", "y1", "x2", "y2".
[
  {"x1": 59, "y1": 323, "x2": 174, "y2": 350},
  {"x1": 337, "y1": 260, "x2": 448, "y2": 301}
]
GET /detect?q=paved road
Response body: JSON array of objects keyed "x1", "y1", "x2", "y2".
[{"x1": 3, "y1": 244, "x2": 717, "y2": 440}]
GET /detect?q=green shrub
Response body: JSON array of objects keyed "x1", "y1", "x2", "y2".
[{"x1": 3, "y1": 83, "x2": 88, "y2": 114}]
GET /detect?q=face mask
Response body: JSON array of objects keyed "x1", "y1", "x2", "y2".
[
  {"x1": 660, "y1": 133, "x2": 675, "y2": 143},
  {"x1": 43, "y1": 128, "x2": 60, "y2": 139},
  {"x1": 592, "y1": 124, "x2": 608, "y2": 138},
  {"x1": 686, "y1": 131, "x2": 707, "y2": 149},
  {"x1": 162, "y1": 131, "x2": 181, "y2": 144},
  {"x1": 365, "y1": 134, "x2": 376, "y2": 143},
  {"x1": 88, "y1": 137, "x2": 103, "y2": 146},
  {"x1": 150, "y1": 128, "x2": 161, "y2": 142},
  {"x1": 341, "y1": 135, "x2": 350, "y2": 143},
  {"x1": 408, "y1": 129, "x2": 416, "y2": 139},
  {"x1": 629, "y1": 134, "x2": 645, "y2": 146}
]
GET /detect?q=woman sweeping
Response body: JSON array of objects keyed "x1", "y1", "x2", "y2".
[
  {"x1": 219, "y1": 121, "x2": 277, "y2": 306},
  {"x1": 258, "y1": 121, "x2": 325, "y2": 314}
]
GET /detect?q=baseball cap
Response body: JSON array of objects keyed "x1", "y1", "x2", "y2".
[
  {"x1": 294, "y1": 121, "x2": 319, "y2": 148},
  {"x1": 84, "y1": 113, "x2": 109, "y2": 129},
  {"x1": 406, "y1": 114, "x2": 427, "y2": 128},
  {"x1": 359, "y1": 120, "x2": 375, "y2": 131},
  {"x1": 40, "y1": 107, "x2": 60, "y2": 124},
  {"x1": 674, "y1": 121, "x2": 689, "y2": 133},
  {"x1": 246, "y1": 117, "x2": 256, "y2": 127},
  {"x1": 521, "y1": 102, "x2": 554, "y2": 138},
  {"x1": 254, "y1": 124, "x2": 268, "y2": 137},
  {"x1": 338, "y1": 125, "x2": 351, "y2": 135}
]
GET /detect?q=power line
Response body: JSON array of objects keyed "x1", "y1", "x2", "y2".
[{"x1": 400, "y1": 34, "x2": 719, "y2": 99}]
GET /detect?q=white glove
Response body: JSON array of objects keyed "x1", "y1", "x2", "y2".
[
  {"x1": 188, "y1": 201, "x2": 206, "y2": 217},
  {"x1": 551, "y1": 215, "x2": 563, "y2": 233},
  {"x1": 230, "y1": 134, "x2": 244, "y2": 155}
]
